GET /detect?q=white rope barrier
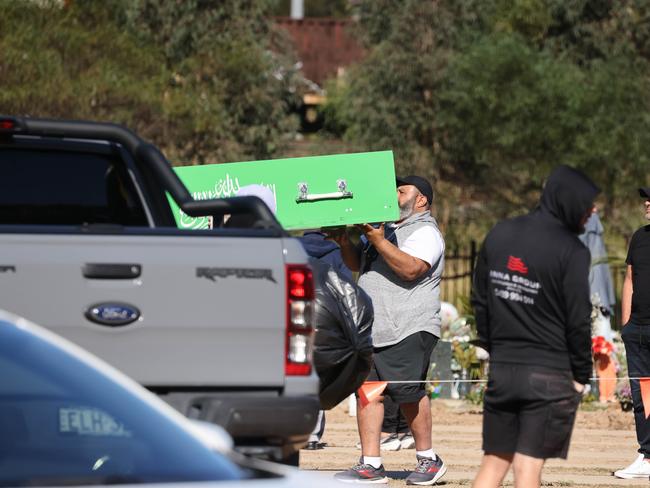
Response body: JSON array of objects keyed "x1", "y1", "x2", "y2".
[{"x1": 372, "y1": 376, "x2": 648, "y2": 384}]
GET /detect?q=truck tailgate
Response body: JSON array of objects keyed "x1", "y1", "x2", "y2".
[{"x1": 0, "y1": 233, "x2": 288, "y2": 388}]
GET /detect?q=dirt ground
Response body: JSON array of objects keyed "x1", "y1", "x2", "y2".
[{"x1": 299, "y1": 398, "x2": 646, "y2": 487}]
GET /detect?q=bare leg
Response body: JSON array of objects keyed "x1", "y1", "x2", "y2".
[
  {"x1": 400, "y1": 395, "x2": 432, "y2": 451},
  {"x1": 357, "y1": 397, "x2": 385, "y2": 457},
  {"x1": 512, "y1": 452, "x2": 544, "y2": 488},
  {"x1": 472, "y1": 452, "x2": 513, "y2": 488}
]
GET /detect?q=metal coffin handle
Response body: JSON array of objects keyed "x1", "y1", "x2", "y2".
[{"x1": 296, "y1": 179, "x2": 354, "y2": 203}]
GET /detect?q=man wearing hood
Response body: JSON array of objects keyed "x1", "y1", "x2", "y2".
[
  {"x1": 471, "y1": 165, "x2": 599, "y2": 488},
  {"x1": 332, "y1": 175, "x2": 446, "y2": 485},
  {"x1": 299, "y1": 231, "x2": 353, "y2": 282},
  {"x1": 614, "y1": 187, "x2": 650, "y2": 479}
]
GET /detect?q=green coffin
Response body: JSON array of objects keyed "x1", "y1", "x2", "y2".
[{"x1": 171, "y1": 151, "x2": 399, "y2": 230}]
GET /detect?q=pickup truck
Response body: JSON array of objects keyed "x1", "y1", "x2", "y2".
[{"x1": 0, "y1": 116, "x2": 320, "y2": 464}]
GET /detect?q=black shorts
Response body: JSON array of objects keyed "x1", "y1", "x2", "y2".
[
  {"x1": 367, "y1": 331, "x2": 438, "y2": 404},
  {"x1": 483, "y1": 363, "x2": 581, "y2": 459}
]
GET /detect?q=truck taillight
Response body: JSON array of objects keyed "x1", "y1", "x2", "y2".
[
  {"x1": 0, "y1": 117, "x2": 21, "y2": 132},
  {"x1": 285, "y1": 264, "x2": 314, "y2": 376}
]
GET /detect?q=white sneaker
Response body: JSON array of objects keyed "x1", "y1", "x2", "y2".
[
  {"x1": 614, "y1": 454, "x2": 650, "y2": 479},
  {"x1": 380, "y1": 433, "x2": 402, "y2": 451},
  {"x1": 355, "y1": 433, "x2": 402, "y2": 450},
  {"x1": 399, "y1": 433, "x2": 415, "y2": 449}
]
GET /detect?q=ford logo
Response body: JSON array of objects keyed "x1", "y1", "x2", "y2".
[{"x1": 85, "y1": 303, "x2": 140, "y2": 327}]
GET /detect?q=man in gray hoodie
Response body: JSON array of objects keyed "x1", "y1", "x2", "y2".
[{"x1": 333, "y1": 175, "x2": 446, "y2": 485}]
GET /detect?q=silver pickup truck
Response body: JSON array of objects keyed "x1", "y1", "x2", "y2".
[{"x1": 0, "y1": 116, "x2": 320, "y2": 465}]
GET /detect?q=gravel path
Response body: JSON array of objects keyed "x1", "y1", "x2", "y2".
[{"x1": 300, "y1": 399, "x2": 646, "y2": 487}]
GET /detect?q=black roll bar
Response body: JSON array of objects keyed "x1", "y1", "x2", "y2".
[{"x1": 16, "y1": 117, "x2": 281, "y2": 229}]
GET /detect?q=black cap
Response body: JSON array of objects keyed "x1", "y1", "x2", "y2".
[
  {"x1": 639, "y1": 187, "x2": 650, "y2": 199},
  {"x1": 396, "y1": 175, "x2": 433, "y2": 204}
]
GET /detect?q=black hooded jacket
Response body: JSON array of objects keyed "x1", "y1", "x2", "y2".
[
  {"x1": 299, "y1": 232, "x2": 353, "y2": 281},
  {"x1": 471, "y1": 165, "x2": 600, "y2": 384}
]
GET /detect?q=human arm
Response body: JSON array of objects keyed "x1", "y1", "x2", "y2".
[
  {"x1": 358, "y1": 223, "x2": 432, "y2": 281},
  {"x1": 327, "y1": 228, "x2": 361, "y2": 272},
  {"x1": 621, "y1": 264, "x2": 633, "y2": 325},
  {"x1": 563, "y1": 246, "x2": 593, "y2": 385},
  {"x1": 470, "y1": 241, "x2": 490, "y2": 351}
]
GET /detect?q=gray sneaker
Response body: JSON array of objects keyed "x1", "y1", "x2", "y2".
[
  {"x1": 405, "y1": 455, "x2": 447, "y2": 485},
  {"x1": 334, "y1": 460, "x2": 389, "y2": 484}
]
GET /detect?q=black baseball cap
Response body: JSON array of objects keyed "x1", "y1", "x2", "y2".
[
  {"x1": 639, "y1": 187, "x2": 650, "y2": 199},
  {"x1": 396, "y1": 175, "x2": 433, "y2": 204}
]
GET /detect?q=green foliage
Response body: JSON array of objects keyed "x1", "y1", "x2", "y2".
[
  {"x1": 457, "y1": 296, "x2": 475, "y2": 317},
  {"x1": 438, "y1": 32, "x2": 650, "y2": 197},
  {"x1": 0, "y1": 1, "x2": 165, "y2": 139},
  {"x1": 270, "y1": 0, "x2": 351, "y2": 18},
  {"x1": 437, "y1": 12, "x2": 650, "y2": 234},
  {"x1": 0, "y1": 0, "x2": 299, "y2": 164},
  {"x1": 324, "y1": 0, "x2": 650, "y2": 245},
  {"x1": 491, "y1": 0, "x2": 553, "y2": 39},
  {"x1": 581, "y1": 390, "x2": 598, "y2": 404},
  {"x1": 464, "y1": 384, "x2": 486, "y2": 405},
  {"x1": 451, "y1": 341, "x2": 480, "y2": 374},
  {"x1": 122, "y1": 0, "x2": 301, "y2": 163},
  {"x1": 439, "y1": 33, "x2": 585, "y2": 187},
  {"x1": 319, "y1": 78, "x2": 352, "y2": 137}
]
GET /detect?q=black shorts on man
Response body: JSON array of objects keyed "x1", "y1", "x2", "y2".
[
  {"x1": 366, "y1": 331, "x2": 438, "y2": 404},
  {"x1": 482, "y1": 363, "x2": 581, "y2": 459}
]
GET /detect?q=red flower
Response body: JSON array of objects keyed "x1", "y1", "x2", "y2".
[{"x1": 592, "y1": 335, "x2": 613, "y2": 356}]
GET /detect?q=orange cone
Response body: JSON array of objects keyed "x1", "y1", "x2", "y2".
[
  {"x1": 595, "y1": 354, "x2": 616, "y2": 402},
  {"x1": 357, "y1": 381, "x2": 388, "y2": 408}
]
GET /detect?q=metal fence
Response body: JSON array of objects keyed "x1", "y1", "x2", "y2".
[{"x1": 441, "y1": 241, "x2": 477, "y2": 311}]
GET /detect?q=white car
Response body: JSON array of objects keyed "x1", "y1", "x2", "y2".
[{"x1": 0, "y1": 310, "x2": 338, "y2": 487}]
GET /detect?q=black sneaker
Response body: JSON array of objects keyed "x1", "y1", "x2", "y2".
[
  {"x1": 405, "y1": 455, "x2": 447, "y2": 485},
  {"x1": 334, "y1": 461, "x2": 388, "y2": 484},
  {"x1": 305, "y1": 441, "x2": 325, "y2": 450}
]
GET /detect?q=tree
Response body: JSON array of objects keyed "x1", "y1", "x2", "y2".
[
  {"x1": 324, "y1": 0, "x2": 650, "y2": 244},
  {"x1": 123, "y1": 0, "x2": 300, "y2": 163},
  {"x1": 270, "y1": 0, "x2": 351, "y2": 18},
  {"x1": 0, "y1": 1, "x2": 165, "y2": 140},
  {"x1": 0, "y1": 1, "x2": 300, "y2": 164}
]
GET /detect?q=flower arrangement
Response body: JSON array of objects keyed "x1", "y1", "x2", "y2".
[
  {"x1": 464, "y1": 382, "x2": 486, "y2": 405},
  {"x1": 425, "y1": 363, "x2": 443, "y2": 399},
  {"x1": 439, "y1": 309, "x2": 489, "y2": 401},
  {"x1": 616, "y1": 382, "x2": 633, "y2": 412},
  {"x1": 609, "y1": 331, "x2": 632, "y2": 411},
  {"x1": 592, "y1": 336, "x2": 614, "y2": 356}
]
